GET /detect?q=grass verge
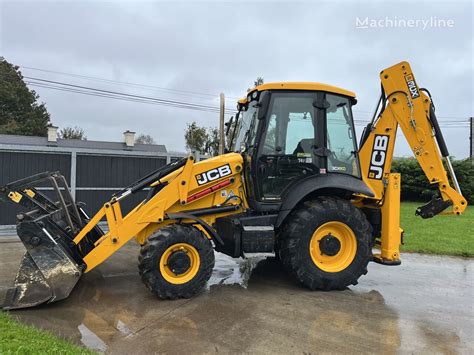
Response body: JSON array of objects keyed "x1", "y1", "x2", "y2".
[
  {"x1": 400, "y1": 202, "x2": 473, "y2": 257},
  {"x1": 0, "y1": 312, "x2": 94, "y2": 354}
]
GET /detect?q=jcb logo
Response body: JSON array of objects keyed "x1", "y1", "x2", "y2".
[
  {"x1": 405, "y1": 74, "x2": 420, "y2": 99},
  {"x1": 368, "y1": 135, "x2": 389, "y2": 180},
  {"x1": 196, "y1": 164, "x2": 232, "y2": 185}
]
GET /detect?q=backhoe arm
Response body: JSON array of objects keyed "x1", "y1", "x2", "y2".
[
  {"x1": 359, "y1": 61, "x2": 467, "y2": 217},
  {"x1": 358, "y1": 61, "x2": 467, "y2": 264}
]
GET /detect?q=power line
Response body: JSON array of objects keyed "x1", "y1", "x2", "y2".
[
  {"x1": 20, "y1": 66, "x2": 470, "y2": 121},
  {"x1": 26, "y1": 77, "x2": 237, "y2": 115},
  {"x1": 25, "y1": 74, "x2": 469, "y2": 128},
  {"x1": 28, "y1": 80, "x2": 468, "y2": 128},
  {"x1": 21, "y1": 65, "x2": 241, "y2": 101},
  {"x1": 27, "y1": 82, "x2": 232, "y2": 115}
]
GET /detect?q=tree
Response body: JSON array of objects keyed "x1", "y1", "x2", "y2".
[
  {"x1": 59, "y1": 126, "x2": 87, "y2": 140},
  {"x1": 205, "y1": 127, "x2": 220, "y2": 156},
  {"x1": 184, "y1": 122, "x2": 208, "y2": 153},
  {"x1": 0, "y1": 57, "x2": 50, "y2": 136},
  {"x1": 184, "y1": 121, "x2": 220, "y2": 156},
  {"x1": 248, "y1": 77, "x2": 264, "y2": 92},
  {"x1": 135, "y1": 133, "x2": 155, "y2": 144},
  {"x1": 254, "y1": 77, "x2": 264, "y2": 86}
]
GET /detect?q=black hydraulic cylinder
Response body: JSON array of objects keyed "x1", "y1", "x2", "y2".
[
  {"x1": 429, "y1": 105, "x2": 449, "y2": 157},
  {"x1": 112, "y1": 158, "x2": 187, "y2": 197},
  {"x1": 129, "y1": 158, "x2": 187, "y2": 194}
]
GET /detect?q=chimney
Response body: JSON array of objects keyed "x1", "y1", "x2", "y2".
[
  {"x1": 123, "y1": 130, "x2": 135, "y2": 148},
  {"x1": 47, "y1": 125, "x2": 58, "y2": 144}
]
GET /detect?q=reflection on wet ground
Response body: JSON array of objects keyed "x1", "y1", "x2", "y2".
[{"x1": 1, "y1": 240, "x2": 473, "y2": 353}]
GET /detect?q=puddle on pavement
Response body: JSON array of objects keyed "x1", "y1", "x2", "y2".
[
  {"x1": 3, "y1": 245, "x2": 472, "y2": 354},
  {"x1": 208, "y1": 253, "x2": 268, "y2": 288},
  {"x1": 9, "y1": 252, "x2": 269, "y2": 353}
]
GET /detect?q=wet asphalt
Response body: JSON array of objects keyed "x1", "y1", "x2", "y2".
[{"x1": 0, "y1": 237, "x2": 473, "y2": 354}]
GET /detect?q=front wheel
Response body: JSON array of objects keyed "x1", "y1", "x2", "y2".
[
  {"x1": 138, "y1": 224, "x2": 215, "y2": 299},
  {"x1": 277, "y1": 197, "x2": 372, "y2": 290}
]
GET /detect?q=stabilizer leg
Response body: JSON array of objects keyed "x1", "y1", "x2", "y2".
[{"x1": 373, "y1": 173, "x2": 402, "y2": 265}]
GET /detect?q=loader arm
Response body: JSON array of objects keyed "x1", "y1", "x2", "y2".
[
  {"x1": 1, "y1": 153, "x2": 246, "y2": 309},
  {"x1": 358, "y1": 61, "x2": 467, "y2": 263}
]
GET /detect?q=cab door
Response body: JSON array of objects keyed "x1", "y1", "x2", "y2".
[{"x1": 254, "y1": 91, "x2": 324, "y2": 202}]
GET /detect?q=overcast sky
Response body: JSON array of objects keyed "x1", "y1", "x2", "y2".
[{"x1": 1, "y1": 0, "x2": 472, "y2": 157}]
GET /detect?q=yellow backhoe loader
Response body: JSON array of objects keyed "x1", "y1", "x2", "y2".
[{"x1": 0, "y1": 61, "x2": 467, "y2": 309}]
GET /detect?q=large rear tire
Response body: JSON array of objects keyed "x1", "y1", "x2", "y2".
[
  {"x1": 138, "y1": 224, "x2": 215, "y2": 299},
  {"x1": 277, "y1": 197, "x2": 372, "y2": 290}
]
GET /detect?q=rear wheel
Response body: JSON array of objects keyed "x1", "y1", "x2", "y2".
[
  {"x1": 138, "y1": 224, "x2": 215, "y2": 299},
  {"x1": 277, "y1": 197, "x2": 372, "y2": 290}
]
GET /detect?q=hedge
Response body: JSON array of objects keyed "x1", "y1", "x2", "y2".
[{"x1": 391, "y1": 157, "x2": 473, "y2": 204}]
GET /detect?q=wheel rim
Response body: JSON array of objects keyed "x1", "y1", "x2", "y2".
[
  {"x1": 159, "y1": 243, "x2": 200, "y2": 284},
  {"x1": 309, "y1": 221, "x2": 357, "y2": 273}
]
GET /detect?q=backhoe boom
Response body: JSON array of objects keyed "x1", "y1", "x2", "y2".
[{"x1": 358, "y1": 61, "x2": 467, "y2": 263}]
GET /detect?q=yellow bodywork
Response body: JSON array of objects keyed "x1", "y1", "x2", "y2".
[
  {"x1": 74, "y1": 153, "x2": 247, "y2": 272},
  {"x1": 70, "y1": 61, "x2": 466, "y2": 272},
  {"x1": 358, "y1": 61, "x2": 467, "y2": 263},
  {"x1": 249, "y1": 81, "x2": 356, "y2": 98}
]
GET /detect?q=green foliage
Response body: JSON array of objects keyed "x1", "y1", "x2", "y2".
[
  {"x1": 185, "y1": 121, "x2": 207, "y2": 153},
  {"x1": 248, "y1": 77, "x2": 264, "y2": 91},
  {"x1": 135, "y1": 133, "x2": 155, "y2": 144},
  {"x1": 254, "y1": 77, "x2": 264, "y2": 87},
  {"x1": 59, "y1": 126, "x2": 87, "y2": 140},
  {"x1": 184, "y1": 121, "x2": 220, "y2": 156},
  {"x1": 400, "y1": 202, "x2": 473, "y2": 257},
  {"x1": 205, "y1": 127, "x2": 220, "y2": 156},
  {"x1": 0, "y1": 312, "x2": 94, "y2": 354},
  {"x1": 0, "y1": 57, "x2": 50, "y2": 136},
  {"x1": 452, "y1": 159, "x2": 474, "y2": 204},
  {"x1": 391, "y1": 157, "x2": 473, "y2": 204}
]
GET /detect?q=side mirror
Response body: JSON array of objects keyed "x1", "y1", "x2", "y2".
[{"x1": 257, "y1": 91, "x2": 271, "y2": 120}]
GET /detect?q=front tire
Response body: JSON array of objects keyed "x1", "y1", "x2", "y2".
[
  {"x1": 138, "y1": 224, "x2": 215, "y2": 299},
  {"x1": 277, "y1": 197, "x2": 372, "y2": 290}
]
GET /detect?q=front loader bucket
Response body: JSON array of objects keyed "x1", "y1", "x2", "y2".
[
  {"x1": 1, "y1": 223, "x2": 83, "y2": 310},
  {"x1": 0, "y1": 172, "x2": 103, "y2": 310}
]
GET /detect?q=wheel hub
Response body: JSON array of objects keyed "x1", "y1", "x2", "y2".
[
  {"x1": 166, "y1": 250, "x2": 191, "y2": 275},
  {"x1": 319, "y1": 234, "x2": 341, "y2": 256}
]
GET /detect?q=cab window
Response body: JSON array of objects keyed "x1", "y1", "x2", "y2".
[
  {"x1": 257, "y1": 92, "x2": 318, "y2": 200},
  {"x1": 326, "y1": 94, "x2": 360, "y2": 177}
]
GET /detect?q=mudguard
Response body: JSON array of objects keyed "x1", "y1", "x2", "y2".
[{"x1": 275, "y1": 173, "x2": 374, "y2": 228}]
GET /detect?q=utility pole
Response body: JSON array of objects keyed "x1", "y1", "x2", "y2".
[
  {"x1": 470, "y1": 117, "x2": 473, "y2": 161},
  {"x1": 219, "y1": 93, "x2": 225, "y2": 155}
]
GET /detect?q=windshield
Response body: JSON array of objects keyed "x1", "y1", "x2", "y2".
[{"x1": 231, "y1": 101, "x2": 258, "y2": 152}]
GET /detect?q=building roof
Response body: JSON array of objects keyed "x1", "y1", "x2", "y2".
[
  {"x1": 0, "y1": 134, "x2": 167, "y2": 153},
  {"x1": 249, "y1": 81, "x2": 356, "y2": 98}
]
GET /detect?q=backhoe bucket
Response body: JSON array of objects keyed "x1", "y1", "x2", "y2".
[{"x1": 0, "y1": 172, "x2": 103, "y2": 310}]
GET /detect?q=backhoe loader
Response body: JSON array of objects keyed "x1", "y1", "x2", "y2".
[{"x1": 0, "y1": 61, "x2": 467, "y2": 310}]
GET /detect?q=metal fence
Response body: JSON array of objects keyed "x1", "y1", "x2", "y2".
[{"x1": 0, "y1": 142, "x2": 190, "y2": 225}]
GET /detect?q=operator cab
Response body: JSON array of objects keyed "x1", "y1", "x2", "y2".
[{"x1": 228, "y1": 82, "x2": 360, "y2": 210}]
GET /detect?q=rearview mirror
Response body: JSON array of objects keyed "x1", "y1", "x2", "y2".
[{"x1": 257, "y1": 91, "x2": 271, "y2": 120}]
